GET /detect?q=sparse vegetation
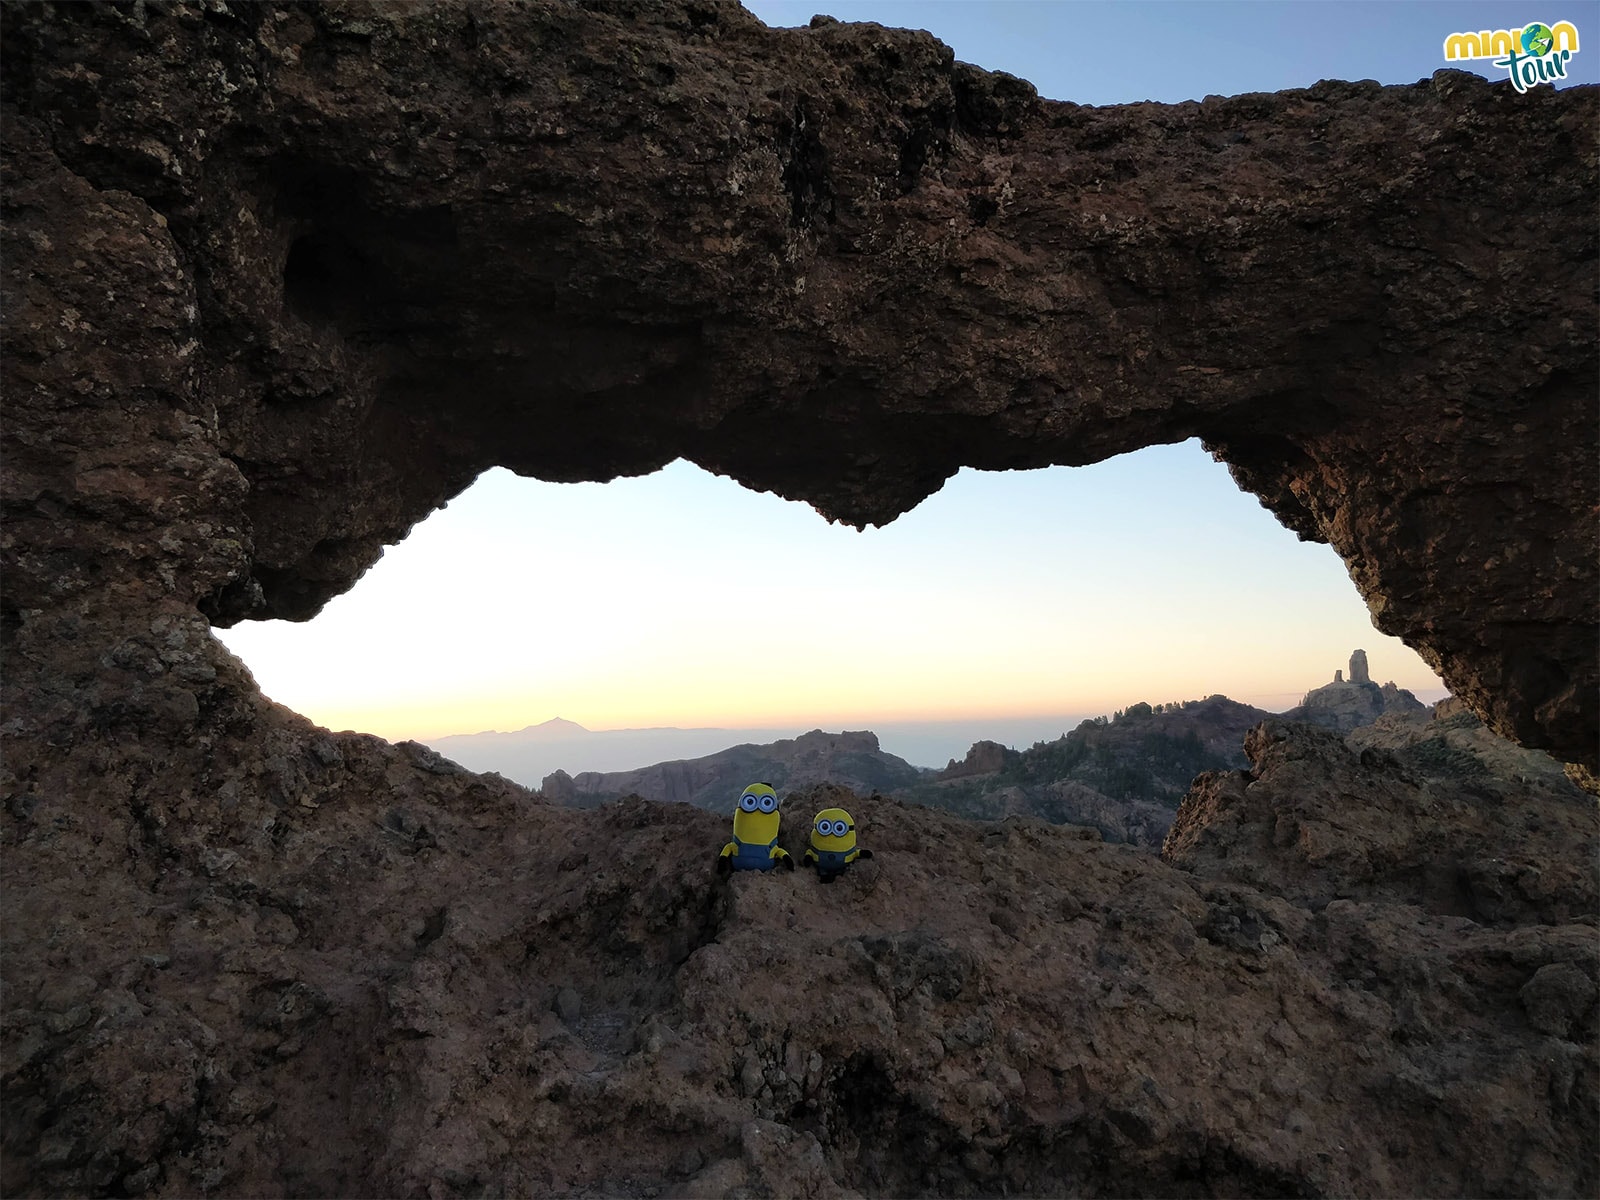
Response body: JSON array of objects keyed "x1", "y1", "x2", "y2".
[{"x1": 895, "y1": 695, "x2": 1270, "y2": 844}]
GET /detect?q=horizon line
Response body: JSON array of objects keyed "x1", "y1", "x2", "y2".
[{"x1": 417, "y1": 685, "x2": 1454, "y2": 744}]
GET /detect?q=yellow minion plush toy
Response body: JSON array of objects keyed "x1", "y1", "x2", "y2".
[
  {"x1": 804, "y1": 807, "x2": 872, "y2": 882},
  {"x1": 717, "y1": 782, "x2": 794, "y2": 873}
]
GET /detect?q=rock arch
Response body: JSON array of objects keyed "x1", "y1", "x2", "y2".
[
  {"x1": 3, "y1": 7, "x2": 1598, "y2": 1196},
  {"x1": 2, "y1": 0, "x2": 1594, "y2": 770}
]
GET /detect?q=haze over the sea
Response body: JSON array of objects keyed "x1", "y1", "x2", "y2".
[{"x1": 217, "y1": 1, "x2": 1585, "y2": 746}]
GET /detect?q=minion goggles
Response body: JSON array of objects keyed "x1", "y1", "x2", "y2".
[{"x1": 738, "y1": 791, "x2": 780, "y2": 814}]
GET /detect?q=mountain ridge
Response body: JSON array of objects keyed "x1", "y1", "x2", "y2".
[
  {"x1": 900, "y1": 695, "x2": 1279, "y2": 846},
  {"x1": 542, "y1": 728, "x2": 929, "y2": 811},
  {"x1": 428, "y1": 670, "x2": 1436, "y2": 786},
  {"x1": 517, "y1": 658, "x2": 1436, "y2": 846},
  {"x1": 429, "y1": 721, "x2": 808, "y2": 780}
]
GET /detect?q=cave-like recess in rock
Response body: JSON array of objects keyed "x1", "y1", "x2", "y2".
[{"x1": 0, "y1": 1, "x2": 1594, "y2": 768}]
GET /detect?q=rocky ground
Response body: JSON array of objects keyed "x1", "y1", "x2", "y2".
[{"x1": 3, "y1": 656, "x2": 1595, "y2": 1196}]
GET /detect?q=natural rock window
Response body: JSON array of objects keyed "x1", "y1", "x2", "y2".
[
  {"x1": 2, "y1": 5, "x2": 1594, "y2": 1197},
  {"x1": 213, "y1": 446, "x2": 1445, "y2": 753}
]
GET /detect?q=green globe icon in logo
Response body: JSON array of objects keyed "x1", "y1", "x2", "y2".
[{"x1": 1521, "y1": 23, "x2": 1555, "y2": 56}]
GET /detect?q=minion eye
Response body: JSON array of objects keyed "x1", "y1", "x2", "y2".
[
  {"x1": 758, "y1": 795, "x2": 777, "y2": 813},
  {"x1": 739, "y1": 794, "x2": 759, "y2": 812},
  {"x1": 830, "y1": 820, "x2": 845, "y2": 836}
]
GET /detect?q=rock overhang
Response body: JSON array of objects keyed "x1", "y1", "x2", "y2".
[
  {"x1": 1, "y1": 6, "x2": 1598, "y2": 1196},
  {"x1": 0, "y1": 1, "x2": 1595, "y2": 770}
]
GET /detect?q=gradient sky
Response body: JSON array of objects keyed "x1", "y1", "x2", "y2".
[{"x1": 216, "y1": 2, "x2": 1591, "y2": 745}]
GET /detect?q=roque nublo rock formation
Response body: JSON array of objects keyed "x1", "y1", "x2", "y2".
[{"x1": 2, "y1": 2, "x2": 1597, "y2": 1196}]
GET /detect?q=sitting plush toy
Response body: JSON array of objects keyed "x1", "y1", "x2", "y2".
[
  {"x1": 717, "y1": 782, "x2": 795, "y2": 873},
  {"x1": 804, "y1": 806, "x2": 872, "y2": 882}
]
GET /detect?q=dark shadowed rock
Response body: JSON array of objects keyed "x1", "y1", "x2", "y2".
[
  {"x1": 1, "y1": 3, "x2": 1597, "y2": 1195},
  {"x1": 0, "y1": 3, "x2": 1593, "y2": 765},
  {"x1": 1521, "y1": 963, "x2": 1598, "y2": 1040}
]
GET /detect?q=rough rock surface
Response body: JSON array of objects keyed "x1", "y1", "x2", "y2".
[
  {"x1": 3, "y1": 3, "x2": 1599, "y2": 1195},
  {"x1": 1, "y1": 1, "x2": 1595, "y2": 765},
  {"x1": 1284, "y1": 651, "x2": 1427, "y2": 733},
  {"x1": 1164, "y1": 718, "x2": 1597, "y2": 927},
  {"x1": 1350, "y1": 702, "x2": 1597, "y2": 794},
  {"x1": 940, "y1": 740, "x2": 1010, "y2": 780},
  {"x1": 6, "y1": 706, "x2": 1597, "y2": 1197}
]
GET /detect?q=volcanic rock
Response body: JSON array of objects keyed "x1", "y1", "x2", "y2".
[
  {"x1": 908, "y1": 696, "x2": 1273, "y2": 845},
  {"x1": 2, "y1": 3, "x2": 1599, "y2": 1195},
  {"x1": 939, "y1": 740, "x2": 1011, "y2": 780},
  {"x1": 1164, "y1": 718, "x2": 1597, "y2": 926},
  {"x1": 541, "y1": 768, "x2": 576, "y2": 804},
  {"x1": 1285, "y1": 650, "x2": 1427, "y2": 733},
  {"x1": 1, "y1": 1, "x2": 1593, "y2": 765},
  {"x1": 6, "y1": 711, "x2": 1596, "y2": 1197}
]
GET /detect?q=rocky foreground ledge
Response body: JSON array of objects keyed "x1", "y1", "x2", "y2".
[{"x1": 3, "y1": 678, "x2": 1595, "y2": 1195}]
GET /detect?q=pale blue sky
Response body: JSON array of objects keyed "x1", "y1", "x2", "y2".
[
  {"x1": 743, "y1": 1, "x2": 1596, "y2": 100},
  {"x1": 218, "y1": 2, "x2": 1588, "y2": 754}
]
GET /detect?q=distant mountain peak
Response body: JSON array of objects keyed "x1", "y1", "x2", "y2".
[
  {"x1": 523, "y1": 717, "x2": 589, "y2": 735},
  {"x1": 1287, "y1": 651, "x2": 1425, "y2": 733}
]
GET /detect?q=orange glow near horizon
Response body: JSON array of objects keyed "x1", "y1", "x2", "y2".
[
  {"x1": 265, "y1": 659, "x2": 1453, "y2": 747},
  {"x1": 218, "y1": 452, "x2": 1449, "y2": 748},
  {"x1": 260, "y1": 633, "x2": 1452, "y2": 745}
]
